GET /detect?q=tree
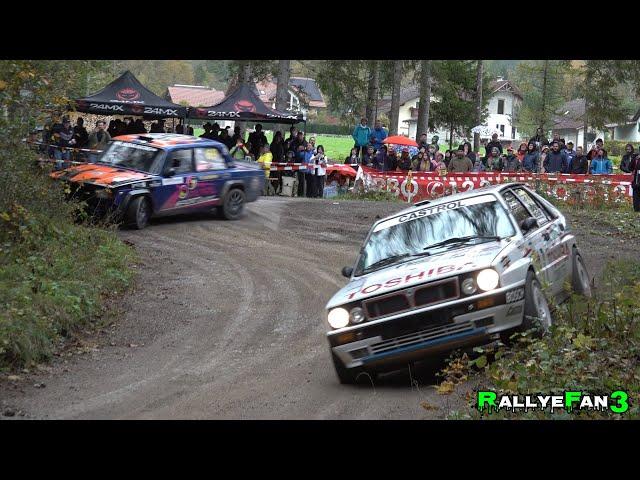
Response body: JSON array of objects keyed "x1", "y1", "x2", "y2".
[
  {"x1": 416, "y1": 60, "x2": 432, "y2": 142},
  {"x1": 275, "y1": 60, "x2": 291, "y2": 135},
  {"x1": 365, "y1": 61, "x2": 380, "y2": 127},
  {"x1": 388, "y1": 60, "x2": 403, "y2": 135},
  {"x1": 473, "y1": 60, "x2": 483, "y2": 152},
  {"x1": 315, "y1": 60, "x2": 369, "y2": 125},
  {"x1": 115, "y1": 60, "x2": 196, "y2": 95}
]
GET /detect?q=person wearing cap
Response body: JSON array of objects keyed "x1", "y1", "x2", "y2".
[
  {"x1": 486, "y1": 133, "x2": 503, "y2": 155},
  {"x1": 397, "y1": 148, "x2": 412, "y2": 171},
  {"x1": 503, "y1": 146, "x2": 521, "y2": 172},
  {"x1": 448, "y1": 148, "x2": 473, "y2": 173},
  {"x1": 564, "y1": 141, "x2": 577, "y2": 170}
]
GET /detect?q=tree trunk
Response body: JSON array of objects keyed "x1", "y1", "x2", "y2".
[
  {"x1": 539, "y1": 60, "x2": 549, "y2": 133},
  {"x1": 449, "y1": 123, "x2": 454, "y2": 152},
  {"x1": 236, "y1": 62, "x2": 252, "y2": 138},
  {"x1": 275, "y1": 59, "x2": 291, "y2": 137},
  {"x1": 473, "y1": 60, "x2": 483, "y2": 152},
  {"x1": 583, "y1": 98, "x2": 589, "y2": 151},
  {"x1": 365, "y1": 61, "x2": 379, "y2": 127},
  {"x1": 389, "y1": 60, "x2": 402, "y2": 135},
  {"x1": 416, "y1": 60, "x2": 432, "y2": 142}
]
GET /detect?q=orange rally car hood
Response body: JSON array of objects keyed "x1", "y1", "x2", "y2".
[{"x1": 50, "y1": 163, "x2": 156, "y2": 187}]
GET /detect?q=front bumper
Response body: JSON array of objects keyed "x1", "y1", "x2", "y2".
[{"x1": 328, "y1": 283, "x2": 525, "y2": 370}]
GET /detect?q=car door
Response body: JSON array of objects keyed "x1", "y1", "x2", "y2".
[
  {"x1": 502, "y1": 189, "x2": 551, "y2": 287},
  {"x1": 192, "y1": 146, "x2": 230, "y2": 208},
  {"x1": 154, "y1": 148, "x2": 195, "y2": 214},
  {"x1": 512, "y1": 188, "x2": 570, "y2": 295}
]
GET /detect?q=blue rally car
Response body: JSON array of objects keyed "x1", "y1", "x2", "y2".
[{"x1": 51, "y1": 133, "x2": 264, "y2": 229}]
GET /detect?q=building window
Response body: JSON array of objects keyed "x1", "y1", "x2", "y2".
[
  {"x1": 497, "y1": 99, "x2": 505, "y2": 115},
  {"x1": 500, "y1": 125, "x2": 505, "y2": 136},
  {"x1": 511, "y1": 127, "x2": 516, "y2": 139}
]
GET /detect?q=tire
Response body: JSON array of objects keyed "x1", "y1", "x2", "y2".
[
  {"x1": 572, "y1": 251, "x2": 592, "y2": 297},
  {"x1": 520, "y1": 270, "x2": 553, "y2": 334},
  {"x1": 125, "y1": 196, "x2": 150, "y2": 230},
  {"x1": 221, "y1": 188, "x2": 245, "y2": 220}
]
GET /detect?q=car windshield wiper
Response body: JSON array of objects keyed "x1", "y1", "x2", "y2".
[
  {"x1": 362, "y1": 253, "x2": 413, "y2": 273},
  {"x1": 423, "y1": 235, "x2": 502, "y2": 251}
]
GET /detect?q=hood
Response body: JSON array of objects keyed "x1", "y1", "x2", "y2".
[
  {"x1": 50, "y1": 163, "x2": 155, "y2": 187},
  {"x1": 326, "y1": 240, "x2": 507, "y2": 309}
]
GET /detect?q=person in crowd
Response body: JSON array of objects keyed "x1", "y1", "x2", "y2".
[
  {"x1": 503, "y1": 146, "x2": 521, "y2": 172},
  {"x1": 544, "y1": 141, "x2": 569, "y2": 173},
  {"x1": 397, "y1": 148, "x2": 412, "y2": 171},
  {"x1": 434, "y1": 152, "x2": 447, "y2": 174},
  {"x1": 175, "y1": 120, "x2": 184, "y2": 134},
  {"x1": 486, "y1": 133, "x2": 503, "y2": 155},
  {"x1": 385, "y1": 148, "x2": 398, "y2": 172},
  {"x1": 107, "y1": 120, "x2": 118, "y2": 138},
  {"x1": 309, "y1": 145, "x2": 328, "y2": 198},
  {"x1": 270, "y1": 131, "x2": 285, "y2": 162},
  {"x1": 472, "y1": 154, "x2": 487, "y2": 172},
  {"x1": 285, "y1": 125, "x2": 297, "y2": 151},
  {"x1": 200, "y1": 123, "x2": 212, "y2": 138},
  {"x1": 257, "y1": 144, "x2": 274, "y2": 195},
  {"x1": 484, "y1": 147, "x2": 502, "y2": 171},
  {"x1": 551, "y1": 132, "x2": 565, "y2": 149},
  {"x1": 289, "y1": 130, "x2": 306, "y2": 155},
  {"x1": 149, "y1": 120, "x2": 162, "y2": 133},
  {"x1": 372, "y1": 145, "x2": 387, "y2": 171},
  {"x1": 431, "y1": 135, "x2": 440, "y2": 151},
  {"x1": 308, "y1": 136, "x2": 317, "y2": 154},
  {"x1": 294, "y1": 140, "x2": 307, "y2": 197},
  {"x1": 629, "y1": 153, "x2": 640, "y2": 211},
  {"x1": 460, "y1": 141, "x2": 476, "y2": 163},
  {"x1": 569, "y1": 146, "x2": 589, "y2": 174},
  {"x1": 564, "y1": 141, "x2": 576, "y2": 167},
  {"x1": 230, "y1": 138, "x2": 250, "y2": 160},
  {"x1": 529, "y1": 127, "x2": 549, "y2": 149},
  {"x1": 516, "y1": 142, "x2": 528, "y2": 163},
  {"x1": 427, "y1": 144, "x2": 437, "y2": 163},
  {"x1": 590, "y1": 148, "x2": 613, "y2": 174},
  {"x1": 412, "y1": 147, "x2": 426, "y2": 171},
  {"x1": 248, "y1": 124, "x2": 268, "y2": 160},
  {"x1": 443, "y1": 149, "x2": 452, "y2": 168},
  {"x1": 522, "y1": 141, "x2": 540, "y2": 173},
  {"x1": 539, "y1": 145, "x2": 550, "y2": 173},
  {"x1": 134, "y1": 119, "x2": 146, "y2": 133},
  {"x1": 417, "y1": 133, "x2": 429, "y2": 150},
  {"x1": 211, "y1": 122, "x2": 221, "y2": 139},
  {"x1": 303, "y1": 143, "x2": 317, "y2": 197},
  {"x1": 87, "y1": 120, "x2": 111, "y2": 163},
  {"x1": 620, "y1": 143, "x2": 636, "y2": 173},
  {"x1": 370, "y1": 120, "x2": 388, "y2": 152},
  {"x1": 345, "y1": 147, "x2": 360, "y2": 167},
  {"x1": 72, "y1": 117, "x2": 88, "y2": 150},
  {"x1": 52, "y1": 116, "x2": 75, "y2": 168},
  {"x1": 587, "y1": 138, "x2": 604, "y2": 161},
  {"x1": 187, "y1": 125, "x2": 194, "y2": 135},
  {"x1": 362, "y1": 145, "x2": 376, "y2": 167},
  {"x1": 219, "y1": 127, "x2": 234, "y2": 149},
  {"x1": 448, "y1": 148, "x2": 473, "y2": 173},
  {"x1": 351, "y1": 117, "x2": 371, "y2": 158},
  {"x1": 123, "y1": 117, "x2": 136, "y2": 134},
  {"x1": 231, "y1": 125, "x2": 243, "y2": 144}
]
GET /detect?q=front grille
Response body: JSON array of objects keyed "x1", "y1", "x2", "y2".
[
  {"x1": 369, "y1": 321, "x2": 475, "y2": 355},
  {"x1": 362, "y1": 277, "x2": 460, "y2": 320}
]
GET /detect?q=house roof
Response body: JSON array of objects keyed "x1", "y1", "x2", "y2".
[
  {"x1": 166, "y1": 85, "x2": 225, "y2": 107},
  {"x1": 254, "y1": 76, "x2": 326, "y2": 108},
  {"x1": 552, "y1": 98, "x2": 586, "y2": 130},
  {"x1": 377, "y1": 85, "x2": 421, "y2": 115},
  {"x1": 489, "y1": 78, "x2": 523, "y2": 99}
]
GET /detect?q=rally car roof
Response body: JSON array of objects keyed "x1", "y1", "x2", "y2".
[{"x1": 112, "y1": 133, "x2": 224, "y2": 150}]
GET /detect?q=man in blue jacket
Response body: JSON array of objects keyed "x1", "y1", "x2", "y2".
[
  {"x1": 352, "y1": 118, "x2": 371, "y2": 159},
  {"x1": 544, "y1": 141, "x2": 568, "y2": 173},
  {"x1": 590, "y1": 149, "x2": 613, "y2": 174},
  {"x1": 369, "y1": 120, "x2": 388, "y2": 151}
]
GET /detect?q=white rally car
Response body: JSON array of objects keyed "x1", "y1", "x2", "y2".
[{"x1": 325, "y1": 183, "x2": 592, "y2": 384}]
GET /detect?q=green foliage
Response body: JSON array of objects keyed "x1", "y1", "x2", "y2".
[{"x1": 335, "y1": 189, "x2": 403, "y2": 202}]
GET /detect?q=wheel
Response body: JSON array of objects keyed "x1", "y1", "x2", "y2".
[
  {"x1": 572, "y1": 251, "x2": 592, "y2": 297},
  {"x1": 221, "y1": 188, "x2": 245, "y2": 220},
  {"x1": 521, "y1": 270, "x2": 553, "y2": 333},
  {"x1": 125, "y1": 196, "x2": 150, "y2": 230},
  {"x1": 331, "y1": 352, "x2": 362, "y2": 385}
]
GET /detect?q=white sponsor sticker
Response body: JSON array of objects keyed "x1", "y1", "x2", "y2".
[
  {"x1": 373, "y1": 194, "x2": 497, "y2": 232},
  {"x1": 162, "y1": 177, "x2": 184, "y2": 186}
]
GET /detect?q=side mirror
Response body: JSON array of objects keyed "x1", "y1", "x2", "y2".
[
  {"x1": 341, "y1": 266, "x2": 353, "y2": 278},
  {"x1": 520, "y1": 217, "x2": 538, "y2": 233},
  {"x1": 164, "y1": 167, "x2": 176, "y2": 178}
]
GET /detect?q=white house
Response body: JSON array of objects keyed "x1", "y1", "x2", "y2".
[
  {"x1": 376, "y1": 77, "x2": 522, "y2": 144},
  {"x1": 607, "y1": 107, "x2": 640, "y2": 143},
  {"x1": 254, "y1": 77, "x2": 326, "y2": 119}
]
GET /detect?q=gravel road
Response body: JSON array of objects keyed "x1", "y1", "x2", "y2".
[{"x1": 0, "y1": 196, "x2": 630, "y2": 419}]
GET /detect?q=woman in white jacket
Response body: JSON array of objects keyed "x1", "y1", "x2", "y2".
[{"x1": 309, "y1": 145, "x2": 327, "y2": 198}]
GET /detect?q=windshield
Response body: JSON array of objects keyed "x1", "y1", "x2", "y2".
[
  {"x1": 98, "y1": 141, "x2": 162, "y2": 173},
  {"x1": 355, "y1": 195, "x2": 516, "y2": 276}
]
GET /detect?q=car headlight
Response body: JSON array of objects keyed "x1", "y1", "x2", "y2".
[
  {"x1": 349, "y1": 307, "x2": 365, "y2": 324},
  {"x1": 461, "y1": 277, "x2": 477, "y2": 295},
  {"x1": 476, "y1": 269, "x2": 500, "y2": 291},
  {"x1": 95, "y1": 188, "x2": 113, "y2": 199},
  {"x1": 327, "y1": 307, "x2": 349, "y2": 329}
]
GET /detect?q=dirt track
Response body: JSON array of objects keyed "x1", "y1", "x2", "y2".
[{"x1": 0, "y1": 197, "x2": 631, "y2": 419}]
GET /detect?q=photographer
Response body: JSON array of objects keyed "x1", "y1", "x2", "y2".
[{"x1": 309, "y1": 145, "x2": 328, "y2": 198}]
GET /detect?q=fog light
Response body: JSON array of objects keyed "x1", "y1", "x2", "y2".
[
  {"x1": 350, "y1": 307, "x2": 365, "y2": 324},
  {"x1": 477, "y1": 269, "x2": 500, "y2": 291},
  {"x1": 327, "y1": 308, "x2": 349, "y2": 329},
  {"x1": 461, "y1": 278, "x2": 477, "y2": 295}
]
